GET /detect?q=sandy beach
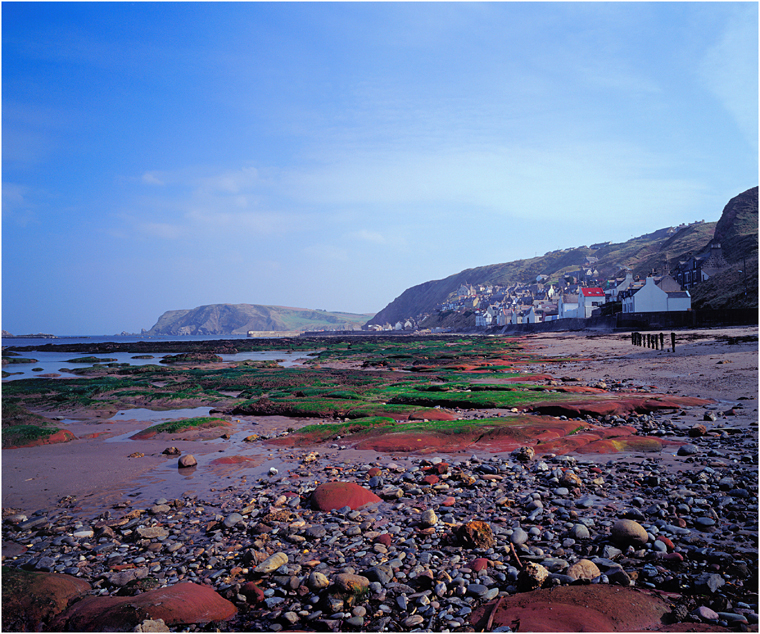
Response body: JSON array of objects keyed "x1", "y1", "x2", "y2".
[
  {"x1": 2, "y1": 325, "x2": 758, "y2": 632},
  {"x1": 3, "y1": 325, "x2": 756, "y2": 517}
]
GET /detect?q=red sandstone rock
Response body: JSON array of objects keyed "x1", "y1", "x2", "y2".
[
  {"x1": 310, "y1": 481, "x2": 381, "y2": 511},
  {"x1": 470, "y1": 557, "x2": 490, "y2": 572},
  {"x1": 55, "y1": 582, "x2": 236, "y2": 631},
  {"x1": 240, "y1": 581, "x2": 265, "y2": 604},
  {"x1": 2, "y1": 567, "x2": 91, "y2": 631},
  {"x1": 470, "y1": 585, "x2": 672, "y2": 632},
  {"x1": 374, "y1": 533, "x2": 393, "y2": 547},
  {"x1": 422, "y1": 474, "x2": 440, "y2": 485},
  {"x1": 527, "y1": 394, "x2": 713, "y2": 418}
]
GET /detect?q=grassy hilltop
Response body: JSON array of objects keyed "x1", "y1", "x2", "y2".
[
  {"x1": 147, "y1": 304, "x2": 374, "y2": 336},
  {"x1": 369, "y1": 187, "x2": 757, "y2": 326}
]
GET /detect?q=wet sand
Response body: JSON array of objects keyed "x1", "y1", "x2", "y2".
[{"x1": 3, "y1": 326, "x2": 756, "y2": 518}]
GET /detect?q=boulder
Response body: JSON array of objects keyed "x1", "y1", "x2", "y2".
[
  {"x1": 54, "y1": 582, "x2": 236, "y2": 631},
  {"x1": 517, "y1": 562, "x2": 549, "y2": 592},
  {"x1": 2, "y1": 567, "x2": 91, "y2": 631},
  {"x1": 310, "y1": 482, "x2": 381, "y2": 511},
  {"x1": 470, "y1": 585, "x2": 672, "y2": 632},
  {"x1": 513, "y1": 446, "x2": 535, "y2": 462}
]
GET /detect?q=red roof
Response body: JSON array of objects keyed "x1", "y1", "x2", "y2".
[{"x1": 580, "y1": 287, "x2": 605, "y2": 297}]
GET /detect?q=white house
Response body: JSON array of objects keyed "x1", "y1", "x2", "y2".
[
  {"x1": 608, "y1": 272, "x2": 634, "y2": 302},
  {"x1": 496, "y1": 308, "x2": 513, "y2": 327},
  {"x1": 621, "y1": 277, "x2": 692, "y2": 313},
  {"x1": 667, "y1": 291, "x2": 692, "y2": 312},
  {"x1": 525, "y1": 307, "x2": 541, "y2": 323},
  {"x1": 558, "y1": 293, "x2": 579, "y2": 319},
  {"x1": 578, "y1": 287, "x2": 605, "y2": 318}
]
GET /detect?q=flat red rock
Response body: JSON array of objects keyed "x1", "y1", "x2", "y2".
[
  {"x1": 2, "y1": 567, "x2": 91, "y2": 631},
  {"x1": 310, "y1": 481, "x2": 381, "y2": 511},
  {"x1": 55, "y1": 581, "x2": 236, "y2": 631},
  {"x1": 470, "y1": 585, "x2": 672, "y2": 632}
]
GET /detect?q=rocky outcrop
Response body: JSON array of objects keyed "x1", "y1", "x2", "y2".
[
  {"x1": 713, "y1": 186, "x2": 758, "y2": 264},
  {"x1": 2, "y1": 567, "x2": 91, "y2": 631},
  {"x1": 146, "y1": 304, "x2": 372, "y2": 335},
  {"x1": 52, "y1": 582, "x2": 237, "y2": 631},
  {"x1": 368, "y1": 187, "x2": 757, "y2": 327}
]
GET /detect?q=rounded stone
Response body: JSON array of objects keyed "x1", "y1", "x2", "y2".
[
  {"x1": 611, "y1": 519, "x2": 648, "y2": 546},
  {"x1": 420, "y1": 509, "x2": 438, "y2": 527},
  {"x1": 567, "y1": 559, "x2": 601, "y2": 581},
  {"x1": 178, "y1": 455, "x2": 197, "y2": 468},
  {"x1": 403, "y1": 615, "x2": 425, "y2": 628},
  {"x1": 510, "y1": 527, "x2": 529, "y2": 545},
  {"x1": 308, "y1": 572, "x2": 330, "y2": 591},
  {"x1": 254, "y1": 552, "x2": 288, "y2": 574},
  {"x1": 333, "y1": 573, "x2": 370, "y2": 593},
  {"x1": 311, "y1": 482, "x2": 381, "y2": 511},
  {"x1": 570, "y1": 524, "x2": 590, "y2": 540}
]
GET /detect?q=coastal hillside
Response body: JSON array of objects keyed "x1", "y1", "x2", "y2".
[
  {"x1": 146, "y1": 304, "x2": 374, "y2": 336},
  {"x1": 368, "y1": 187, "x2": 758, "y2": 327},
  {"x1": 690, "y1": 187, "x2": 758, "y2": 310}
]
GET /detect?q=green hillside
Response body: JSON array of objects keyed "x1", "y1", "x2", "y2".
[
  {"x1": 368, "y1": 187, "x2": 757, "y2": 326},
  {"x1": 147, "y1": 304, "x2": 374, "y2": 336}
]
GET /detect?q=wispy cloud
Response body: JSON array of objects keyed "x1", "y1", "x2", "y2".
[
  {"x1": 304, "y1": 244, "x2": 348, "y2": 262},
  {"x1": 136, "y1": 221, "x2": 186, "y2": 240},
  {"x1": 2, "y1": 182, "x2": 38, "y2": 226},
  {"x1": 141, "y1": 172, "x2": 164, "y2": 186},
  {"x1": 698, "y1": 7, "x2": 758, "y2": 146},
  {"x1": 348, "y1": 229, "x2": 386, "y2": 245}
]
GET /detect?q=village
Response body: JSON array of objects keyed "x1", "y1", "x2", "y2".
[{"x1": 367, "y1": 239, "x2": 729, "y2": 332}]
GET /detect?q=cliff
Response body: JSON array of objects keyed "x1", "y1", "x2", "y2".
[
  {"x1": 368, "y1": 187, "x2": 758, "y2": 326},
  {"x1": 146, "y1": 304, "x2": 374, "y2": 336}
]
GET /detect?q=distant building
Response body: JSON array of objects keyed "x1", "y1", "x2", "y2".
[
  {"x1": 558, "y1": 293, "x2": 579, "y2": 319},
  {"x1": 621, "y1": 277, "x2": 692, "y2": 313},
  {"x1": 674, "y1": 244, "x2": 728, "y2": 290},
  {"x1": 578, "y1": 287, "x2": 605, "y2": 318}
]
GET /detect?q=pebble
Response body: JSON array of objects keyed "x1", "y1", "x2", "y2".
[
  {"x1": 610, "y1": 519, "x2": 648, "y2": 546},
  {"x1": 3, "y1": 418, "x2": 757, "y2": 634},
  {"x1": 510, "y1": 527, "x2": 529, "y2": 545}
]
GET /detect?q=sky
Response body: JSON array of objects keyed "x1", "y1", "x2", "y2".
[{"x1": 2, "y1": 2, "x2": 758, "y2": 336}]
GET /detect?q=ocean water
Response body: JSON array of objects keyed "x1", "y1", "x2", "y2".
[
  {"x1": 2, "y1": 334, "x2": 316, "y2": 381},
  {"x1": 3, "y1": 333, "x2": 257, "y2": 348}
]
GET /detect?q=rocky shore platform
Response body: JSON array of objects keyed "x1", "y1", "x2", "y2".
[{"x1": 2, "y1": 327, "x2": 757, "y2": 632}]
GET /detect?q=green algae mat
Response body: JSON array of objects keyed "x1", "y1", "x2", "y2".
[{"x1": 2, "y1": 334, "x2": 710, "y2": 452}]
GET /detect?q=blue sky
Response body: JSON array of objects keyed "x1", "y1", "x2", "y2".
[{"x1": 3, "y1": 2, "x2": 757, "y2": 335}]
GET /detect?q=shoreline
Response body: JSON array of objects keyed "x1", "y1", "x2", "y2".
[
  {"x1": 3, "y1": 326, "x2": 756, "y2": 519},
  {"x1": 2, "y1": 326, "x2": 757, "y2": 632}
]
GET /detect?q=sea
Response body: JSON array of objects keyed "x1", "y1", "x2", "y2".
[{"x1": 2, "y1": 334, "x2": 314, "y2": 381}]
